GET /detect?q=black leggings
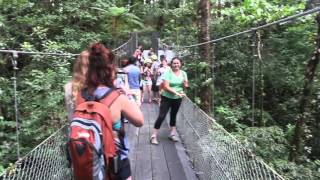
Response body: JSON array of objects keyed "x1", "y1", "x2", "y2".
[{"x1": 154, "y1": 96, "x2": 182, "y2": 129}]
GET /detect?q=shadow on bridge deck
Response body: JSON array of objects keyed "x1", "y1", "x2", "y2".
[{"x1": 125, "y1": 103, "x2": 197, "y2": 180}]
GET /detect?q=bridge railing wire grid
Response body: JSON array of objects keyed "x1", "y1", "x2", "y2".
[
  {"x1": 0, "y1": 38, "x2": 134, "y2": 180},
  {"x1": 177, "y1": 97, "x2": 285, "y2": 180}
]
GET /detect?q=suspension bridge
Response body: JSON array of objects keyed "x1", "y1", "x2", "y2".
[{"x1": 1, "y1": 6, "x2": 320, "y2": 180}]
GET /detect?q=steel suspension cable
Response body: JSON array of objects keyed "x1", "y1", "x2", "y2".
[
  {"x1": 0, "y1": 37, "x2": 133, "y2": 161},
  {"x1": 162, "y1": 6, "x2": 320, "y2": 49},
  {"x1": 10, "y1": 53, "x2": 20, "y2": 160},
  {"x1": 251, "y1": 31, "x2": 257, "y2": 127},
  {"x1": 0, "y1": 50, "x2": 79, "y2": 56},
  {"x1": 257, "y1": 32, "x2": 264, "y2": 126},
  {"x1": 0, "y1": 37, "x2": 133, "y2": 56}
]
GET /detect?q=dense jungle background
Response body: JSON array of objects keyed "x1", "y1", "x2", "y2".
[{"x1": 1, "y1": 0, "x2": 320, "y2": 179}]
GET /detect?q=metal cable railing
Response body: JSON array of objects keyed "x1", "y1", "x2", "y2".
[
  {"x1": 1, "y1": 125, "x2": 70, "y2": 180},
  {"x1": 0, "y1": 37, "x2": 134, "y2": 57},
  {"x1": 161, "y1": 6, "x2": 320, "y2": 49},
  {"x1": 1, "y1": 97, "x2": 285, "y2": 180},
  {"x1": 1, "y1": 33, "x2": 285, "y2": 179},
  {"x1": 177, "y1": 97, "x2": 285, "y2": 180},
  {"x1": 0, "y1": 36, "x2": 136, "y2": 180}
]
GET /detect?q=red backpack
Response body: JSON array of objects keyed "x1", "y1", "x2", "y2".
[{"x1": 67, "y1": 89, "x2": 120, "y2": 180}]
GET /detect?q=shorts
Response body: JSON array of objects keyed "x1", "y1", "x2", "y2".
[
  {"x1": 144, "y1": 80, "x2": 152, "y2": 86},
  {"x1": 128, "y1": 89, "x2": 141, "y2": 106}
]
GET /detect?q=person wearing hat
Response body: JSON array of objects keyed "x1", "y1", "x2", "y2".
[
  {"x1": 151, "y1": 54, "x2": 161, "y2": 102},
  {"x1": 141, "y1": 60, "x2": 153, "y2": 103}
]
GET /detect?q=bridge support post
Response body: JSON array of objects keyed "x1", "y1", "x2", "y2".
[
  {"x1": 128, "y1": 32, "x2": 138, "y2": 56},
  {"x1": 151, "y1": 32, "x2": 160, "y2": 56}
]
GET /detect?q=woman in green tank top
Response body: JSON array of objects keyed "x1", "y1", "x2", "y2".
[{"x1": 150, "y1": 57, "x2": 189, "y2": 145}]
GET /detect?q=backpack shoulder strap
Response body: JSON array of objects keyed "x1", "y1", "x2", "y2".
[{"x1": 99, "y1": 89, "x2": 121, "y2": 107}]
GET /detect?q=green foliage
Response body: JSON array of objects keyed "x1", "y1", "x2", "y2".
[
  {"x1": 165, "y1": 0, "x2": 320, "y2": 178},
  {"x1": 0, "y1": 0, "x2": 143, "y2": 174},
  {"x1": 235, "y1": 126, "x2": 289, "y2": 160},
  {"x1": 222, "y1": 0, "x2": 305, "y2": 25},
  {"x1": 215, "y1": 105, "x2": 248, "y2": 132},
  {"x1": 1, "y1": 0, "x2": 320, "y2": 179},
  {"x1": 272, "y1": 159, "x2": 320, "y2": 180}
]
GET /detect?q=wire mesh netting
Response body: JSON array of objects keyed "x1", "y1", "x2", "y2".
[
  {"x1": 0, "y1": 37, "x2": 136, "y2": 180},
  {"x1": 177, "y1": 97, "x2": 285, "y2": 180},
  {"x1": 1, "y1": 125, "x2": 71, "y2": 180},
  {"x1": 0, "y1": 97, "x2": 286, "y2": 180}
]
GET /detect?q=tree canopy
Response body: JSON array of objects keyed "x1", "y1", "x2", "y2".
[{"x1": 1, "y1": 0, "x2": 320, "y2": 179}]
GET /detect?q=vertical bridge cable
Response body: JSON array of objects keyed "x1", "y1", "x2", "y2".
[
  {"x1": 0, "y1": 37, "x2": 134, "y2": 179},
  {"x1": 256, "y1": 32, "x2": 264, "y2": 126},
  {"x1": 251, "y1": 30, "x2": 258, "y2": 127},
  {"x1": 212, "y1": 43, "x2": 216, "y2": 118},
  {"x1": 10, "y1": 51, "x2": 20, "y2": 160}
]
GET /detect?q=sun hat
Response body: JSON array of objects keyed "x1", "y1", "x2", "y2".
[{"x1": 151, "y1": 54, "x2": 158, "y2": 61}]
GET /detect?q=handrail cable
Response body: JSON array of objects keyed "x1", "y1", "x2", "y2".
[
  {"x1": 0, "y1": 37, "x2": 133, "y2": 162},
  {"x1": 0, "y1": 37, "x2": 133, "y2": 57},
  {"x1": 0, "y1": 50, "x2": 79, "y2": 56},
  {"x1": 161, "y1": 6, "x2": 320, "y2": 49}
]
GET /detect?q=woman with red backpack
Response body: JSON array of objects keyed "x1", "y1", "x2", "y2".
[{"x1": 68, "y1": 42, "x2": 144, "y2": 180}]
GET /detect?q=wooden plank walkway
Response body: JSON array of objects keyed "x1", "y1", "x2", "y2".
[{"x1": 125, "y1": 102, "x2": 198, "y2": 180}]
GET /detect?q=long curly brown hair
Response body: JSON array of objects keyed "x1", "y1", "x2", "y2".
[
  {"x1": 71, "y1": 50, "x2": 89, "y2": 102},
  {"x1": 86, "y1": 43, "x2": 116, "y2": 93}
]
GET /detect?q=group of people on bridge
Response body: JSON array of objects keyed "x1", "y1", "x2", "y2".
[{"x1": 64, "y1": 42, "x2": 188, "y2": 180}]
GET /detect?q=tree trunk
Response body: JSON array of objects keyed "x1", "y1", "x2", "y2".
[
  {"x1": 198, "y1": 0, "x2": 212, "y2": 114},
  {"x1": 289, "y1": 13, "x2": 320, "y2": 162}
]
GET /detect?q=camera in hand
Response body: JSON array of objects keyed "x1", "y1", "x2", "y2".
[{"x1": 115, "y1": 68, "x2": 128, "y2": 89}]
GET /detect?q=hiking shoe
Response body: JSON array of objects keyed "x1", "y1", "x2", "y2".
[
  {"x1": 150, "y1": 136, "x2": 159, "y2": 145},
  {"x1": 168, "y1": 134, "x2": 179, "y2": 142}
]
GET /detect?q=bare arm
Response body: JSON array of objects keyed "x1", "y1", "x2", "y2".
[
  {"x1": 182, "y1": 71, "x2": 189, "y2": 88},
  {"x1": 64, "y1": 82, "x2": 73, "y2": 120},
  {"x1": 183, "y1": 80, "x2": 189, "y2": 88}
]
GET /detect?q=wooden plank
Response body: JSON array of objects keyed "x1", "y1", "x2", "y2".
[
  {"x1": 134, "y1": 103, "x2": 152, "y2": 180},
  {"x1": 160, "y1": 126, "x2": 188, "y2": 180},
  {"x1": 149, "y1": 103, "x2": 171, "y2": 180},
  {"x1": 127, "y1": 102, "x2": 197, "y2": 180},
  {"x1": 125, "y1": 121, "x2": 139, "y2": 179},
  {"x1": 175, "y1": 137, "x2": 198, "y2": 180}
]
